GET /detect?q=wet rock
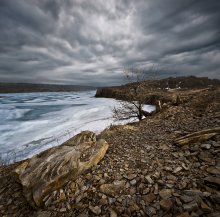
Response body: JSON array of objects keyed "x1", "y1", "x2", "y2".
[
  {"x1": 14, "y1": 131, "x2": 109, "y2": 207},
  {"x1": 160, "y1": 199, "x2": 173, "y2": 211}
]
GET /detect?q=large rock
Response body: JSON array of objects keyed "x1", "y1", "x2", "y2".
[{"x1": 14, "y1": 131, "x2": 109, "y2": 207}]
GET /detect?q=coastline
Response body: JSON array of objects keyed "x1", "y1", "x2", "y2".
[{"x1": 0, "y1": 82, "x2": 220, "y2": 216}]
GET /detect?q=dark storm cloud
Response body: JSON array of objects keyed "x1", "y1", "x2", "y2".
[{"x1": 0, "y1": 0, "x2": 219, "y2": 86}]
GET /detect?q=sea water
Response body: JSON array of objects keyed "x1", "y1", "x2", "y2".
[{"x1": 0, "y1": 91, "x2": 155, "y2": 162}]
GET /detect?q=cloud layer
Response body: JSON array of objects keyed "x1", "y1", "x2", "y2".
[{"x1": 0, "y1": 0, "x2": 220, "y2": 86}]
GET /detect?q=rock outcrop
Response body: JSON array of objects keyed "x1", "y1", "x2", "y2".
[{"x1": 14, "y1": 131, "x2": 109, "y2": 208}]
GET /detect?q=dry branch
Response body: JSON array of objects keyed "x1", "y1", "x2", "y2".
[{"x1": 175, "y1": 127, "x2": 220, "y2": 146}]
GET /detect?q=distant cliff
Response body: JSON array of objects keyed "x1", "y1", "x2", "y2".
[{"x1": 0, "y1": 83, "x2": 96, "y2": 93}]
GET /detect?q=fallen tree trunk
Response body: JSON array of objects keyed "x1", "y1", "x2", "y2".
[{"x1": 175, "y1": 127, "x2": 220, "y2": 146}]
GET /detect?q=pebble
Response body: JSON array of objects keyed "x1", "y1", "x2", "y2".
[
  {"x1": 183, "y1": 202, "x2": 198, "y2": 212},
  {"x1": 130, "y1": 179, "x2": 137, "y2": 185},
  {"x1": 201, "y1": 143, "x2": 211, "y2": 149},
  {"x1": 145, "y1": 175, "x2": 154, "y2": 184},
  {"x1": 159, "y1": 189, "x2": 172, "y2": 199},
  {"x1": 173, "y1": 166, "x2": 182, "y2": 173},
  {"x1": 160, "y1": 199, "x2": 173, "y2": 211},
  {"x1": 89, "y1": 205, "x2": 102, "y2": 215}
]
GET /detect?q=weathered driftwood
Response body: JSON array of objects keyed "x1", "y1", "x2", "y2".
[
  {"x1": 14, "y1": 131, "x2": 109, "y2": 207},
  {"x1": 175, "y1": 127, "x2": 220, "y2": 146}
]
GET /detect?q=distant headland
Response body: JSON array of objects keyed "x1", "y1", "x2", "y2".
[{"x1": 0, "y1": 83, "x2": 96, "y2": 93}]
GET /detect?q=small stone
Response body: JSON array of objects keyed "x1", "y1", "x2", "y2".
[
  {"x1": 181, "y1": 163, "x2": 190, "y2": 170},
  {"x1": 183, "y1": 202, "x2": 198, "y2": 212},
  {"x1": 100, "y1": 198, "x2": 108, "y2": 205},
  {"x1": 130, "y1": 187, "x2": 136, "y2": 195},
  {"x1": 201, "y1": 201, "x2": 212, "y2": 213},
  {"x1": 210, "y1": 193, "x2": 220, "y2": 204},
  {"x1": 176, "y1": 212, "x2": 190, "y2": 217},
  {"x1": 208, "y1": 212, "x2": 220, "y2": 217},
  {"x1": 100, "y1": 181, "x2": 125, "y2": 197},
  {"x1": 143, "y1": 188, "x2": 150, "y2": 194},
  {"x1": 143, "y1": 193, "x2": 156, "y2": 204},
  {"x1": 154, "y1": 183, "x2": 159, "y2": 194},
  {"x1": 145, "y1": 175, "x2": 154, "y2": 184},
  {"x1": 180, "y1": 195, "x2": 194, "y2": 203},
  {"x1": 199, "y1": 152, "x2": 214, "y2": 163},
  {"x1": 212, "y1": 141, "x2": 220, "y2": 148},
  {"x1": 201, "y1": 143, "x2": 211, "y2": 149},
  {"x1": 109, "y1": 209, "x2": 117, "y2": 217},
  {"x1": 115, "y1": 206, "x2": 124, "y2": 214},
  {"x1": 159, "y1": 189, "x2": 172, "y2": 199},
  {"x1": 146, "y1": 206, "x2": 156, "y2": 216},
  {"x1": 59, "y1": 191, "x2": 66, "y2": 201},
  {"x1": 126, "y1": 174, "x2": 137, "y2": 180},
  {"x1": 34, "y1": 211, "x2": 52, "y2": 217},
  {"x1": 164, "y1": 166, "x2": 173, "y2": 172},
  {"x1": 128, "y1": 203, "x2": 140, "y2": 212},
  {"x1": 60, "y1": 208, "x2": 67, "y2": 212},
  {"x1": 160, "y1": 199, "x2": 173, "y2": 211},
  {"x1": 89, "y1": 205, "x2": 102, "y2": 215},
  {"x1": 183, "y1": 190, "x2": 203, "y2": 197},
  {"x1": 109, "y1": 197, "x2": 116, "y2": 204},
  {"x1": 206, "y1": 167, "x2": 220, "y2": 176},
  {"x1": 173, "y1": 167, "x2": 182, "y2": 174},
  {"x1": 204, "y1": 176, "x2": 220, "y2": 187},
  {"x1": 130, "y1": 179, "x2": 137, "y2": 185},
  {"x1": 167, "y1": 175, "x2": 177, "y2": 181},
  {"x1": 176, "y1": 197, "x2": 182, "y2": 206},
  {"x1": 66, "y1": 202, "x2": 71, "y2": 210}
]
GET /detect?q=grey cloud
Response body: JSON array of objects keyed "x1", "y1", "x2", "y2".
[{"x1": 0, "y1": 0, "x2": 219, "y2": 86}]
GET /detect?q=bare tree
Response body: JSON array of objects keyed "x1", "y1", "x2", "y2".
[{"x1": 112, "y1": 66, "x2": 155, "y2": 121}]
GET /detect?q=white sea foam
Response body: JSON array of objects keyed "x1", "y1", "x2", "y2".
[{"x1": 0, "y1": 91, "x2": 155, "y2": 162}]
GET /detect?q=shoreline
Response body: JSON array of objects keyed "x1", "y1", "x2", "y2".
[{"x1": 0, "y1": 84, "x2": 220, "y2": 216}]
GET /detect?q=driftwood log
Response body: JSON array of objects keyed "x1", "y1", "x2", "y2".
[{"x1": 175, "y1": 127, "x2": 220, "y2": 146}]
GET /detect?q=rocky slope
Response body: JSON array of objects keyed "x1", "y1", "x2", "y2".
[{"x1": 0, "y1": 83, "x2": 220, "y2": 216}]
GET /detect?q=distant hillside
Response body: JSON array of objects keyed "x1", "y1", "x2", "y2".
[
  {"x1": 95, "y1": 76, "x2": 220, "y2": 100},
  {"x1": 0, "y1": 83, "x2": 96, "y2": 93}
]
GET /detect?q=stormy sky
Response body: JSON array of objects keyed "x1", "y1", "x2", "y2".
[{"x1": 0, "y1": 0, "x2": 219, "y2": 86}]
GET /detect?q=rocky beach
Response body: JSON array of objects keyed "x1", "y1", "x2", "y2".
[{"x1": 0, "y1": 77, "x2": 220, "y2": 217}]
